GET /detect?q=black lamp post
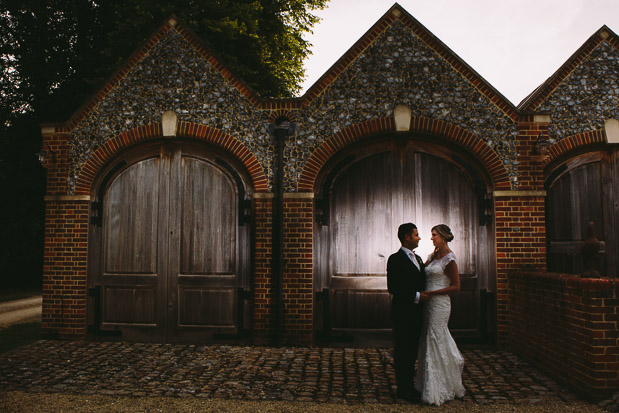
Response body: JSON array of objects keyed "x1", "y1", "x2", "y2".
[{"x1": 270, "y1": 119, "x2": 296, "y2": 347}]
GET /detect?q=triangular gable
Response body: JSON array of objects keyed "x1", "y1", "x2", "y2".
[
  {"x1": 65, "y1": 15, "x2": 261, "y2": 129},
  {"x1": 518, "y1": 25, "x2": 619, "y2": 111},
  {"x1": 301, "y1": 3, "x2": 518, "y2": 120}
]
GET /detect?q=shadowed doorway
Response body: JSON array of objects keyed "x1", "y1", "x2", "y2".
[
  {"x1": 87, "y1": 140, "x2": 252, "y2": 343},
  {"x1": 314, "y1": 138, "x2": 495, "y2": 346}
]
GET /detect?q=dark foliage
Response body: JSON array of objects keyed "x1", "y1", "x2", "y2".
[{"x1": 0, "y1": 0, "x2": 327, "y2": 288}]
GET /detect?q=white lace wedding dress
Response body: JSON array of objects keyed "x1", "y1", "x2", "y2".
[{"x1": 415, "y1": 252, "x2": 465, "y2": 406}]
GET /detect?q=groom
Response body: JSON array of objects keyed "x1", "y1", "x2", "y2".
[{"x1": 387, "y1": 222, "x2": 428, "y2": 402}]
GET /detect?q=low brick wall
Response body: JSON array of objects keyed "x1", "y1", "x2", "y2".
[{"x1": 508, "y1": 271, "x2": 619, "y2": 400}]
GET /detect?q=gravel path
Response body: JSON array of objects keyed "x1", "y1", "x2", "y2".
[
  {"x1": 0, "y1": 296, "x2": 42, "y2": 328},
  {"x1": 0, "y1": 340, "x2": 614, "y2": 412}
]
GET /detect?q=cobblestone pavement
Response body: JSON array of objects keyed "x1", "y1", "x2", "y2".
[{"x1": 0, "y1": 340, "x2": 603, "y2": 409}]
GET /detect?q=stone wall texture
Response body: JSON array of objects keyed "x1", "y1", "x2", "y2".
[
  {"x1": 68, "y1": 29, "x2": 271, "y2": 194},
  {"x1": 294, "y1": 20, "x2": 520, "y2": 189},
  {"x1": 67, "y1": 17, "x2": 523, "y2": 193},
  {"x1": 539, "y1": 41, "x2": 619, "y2": 142}
]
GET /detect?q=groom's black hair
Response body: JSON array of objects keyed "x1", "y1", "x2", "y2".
[{"x1": 397, "y1": 222, "x2": 417, "y2": 243}]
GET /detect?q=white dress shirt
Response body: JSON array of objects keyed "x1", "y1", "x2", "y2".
[
  {"x1": 400, "y1": 246, "x2": 421, "y2": 303},
  {"x1": 401, "y1": 246, "x2": 420, "y2": 270}
]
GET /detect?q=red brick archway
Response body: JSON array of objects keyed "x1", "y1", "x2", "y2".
[
  {"x1": 298, "y1": 116, "x2": 510, "y2": 191},
  {"x1": 544, "y1": 129, "x2": 608, "y2": 166},
  {"x1": 73, "y1": 121, "x2": 268, "y2": 194}
]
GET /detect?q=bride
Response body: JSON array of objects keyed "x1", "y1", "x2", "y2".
[{"x1": 415, "y1": 224, "x2": 465, "y2": 405}]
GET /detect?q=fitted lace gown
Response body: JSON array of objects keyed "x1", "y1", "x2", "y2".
[{"x1": 415, "y1": 252, "x2": 465, "y2": 405}]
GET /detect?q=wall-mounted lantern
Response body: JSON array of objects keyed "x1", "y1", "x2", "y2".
[
  {"x1": 36, "y1": 144, "x2": 56, "y2": 165},
  {"x1": 533, "y1": 133, "x2": 549, "y2": 156}
]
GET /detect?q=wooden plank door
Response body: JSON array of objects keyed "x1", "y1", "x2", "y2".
[
  {"x1": 547, "y1": 152, "x2": 615, "y2": 277},
  {"x1": 98, "y1": 156, "x2": 167, "y2": 340},
  {"x1": 412, "y1": 152, "x2": 482, "y2": 338},
  {"x1": 167, "y1": 152, "x2": 239, "y2": 341},
  {"x1": 329, "y1": 150, "x2": 403, "y2": 331},
  {"x1": 92, "y1": 144, "x2": 246, "y2": 342},
  {"x1": 320, "y1": 142, "x2": 489, "y2": 343}
]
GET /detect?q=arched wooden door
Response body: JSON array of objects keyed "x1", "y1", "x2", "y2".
[
  {"x1": 546, "y1": 150, "x2": 618, "y2": 277},
  {"x1": 315, "y1": 140, "x2": 494, "y2": 345},
  {"x1": 88, "y1": 142, "x2": 251, "y2": 343}
]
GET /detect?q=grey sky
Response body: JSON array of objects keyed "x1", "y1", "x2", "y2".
[{"x1": 301, "y1": 0, "x2": 619, "y2": 105}]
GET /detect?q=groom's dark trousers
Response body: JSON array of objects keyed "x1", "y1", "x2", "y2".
[{"x1": 387, "y1": 249, "x2": 426, "y2": 395}]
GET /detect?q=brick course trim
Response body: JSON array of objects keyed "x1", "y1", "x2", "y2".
[
  {"x1": 44, "y1": 195, "x2": 91, "y2": 201},
  {"x1": 73, "y1": 122, "x2": 268, "y2": 195},
  {"x1": 494, "y1": 190, "x2": 546, "y2": 197},
  {"x1": 298, "y1": 116, "x2": 511, "y2": 191}
]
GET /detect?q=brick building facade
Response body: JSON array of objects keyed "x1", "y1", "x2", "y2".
[{"x1": 39, "y1": 4, "x2": 618, "y2": 395}]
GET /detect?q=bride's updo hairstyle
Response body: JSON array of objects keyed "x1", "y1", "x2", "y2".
[{"x1": 432, "y1": 224, "x2": 454, "y2": 242}]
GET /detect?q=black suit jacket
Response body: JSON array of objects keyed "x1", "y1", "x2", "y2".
[
  {"x1": 387, "y1": 248, "x2": 426, "y2": 391},
  {"x1": 386, "y1": 249, "x2": 426, "y2": 324}
]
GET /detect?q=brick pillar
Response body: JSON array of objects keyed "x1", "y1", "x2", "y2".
[
  {"x1": 252, "y1": 193, "x2": 314, "y2": 346},
  {"x1": 493, "y1": 114, "x2": 550, "y2": 346},
  {"x1": 42, "y1": 198, "x2": 90, "y2": 338},
  {"x1": 40, "y1": 126, "x2": 89, "y2": 339},
  {"x1": 252, "y1": 195, "x2": 273, "y2": 344},
  {"x1": 494, "y1": 192, "x2": 547, "y2": 346},
  {"x1": 494, "y1": 115, "x2": 550, "y2": 346},
  {"x1": 282, "y1": 194, "x2": 314, "y2": 345}
]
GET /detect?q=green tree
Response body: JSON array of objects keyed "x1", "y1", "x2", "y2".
[
  {"x1": 1, "y1": 0, "x2": 327, "y2": 121},
  {"x1": 0, "y1": 0, "x2": 328, "y2": 288},
  {"x1": 96, "y1": 0, "x2": 327, "y2": 100}
]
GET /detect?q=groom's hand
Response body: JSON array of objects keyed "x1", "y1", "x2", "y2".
[{"x1": 419, "y1": 292, "x2": 430, "y2": 302}]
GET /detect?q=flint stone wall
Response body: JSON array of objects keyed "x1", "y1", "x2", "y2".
[
  {"x1": 68, "y1": 21, "x2": 523, "y2": 193},
  {"x1": 68, "y1": 30, "x2": 272, "y2": 194},
  {"x1": 539, "y1": 41, "x2": 619, "y2": 143}
]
